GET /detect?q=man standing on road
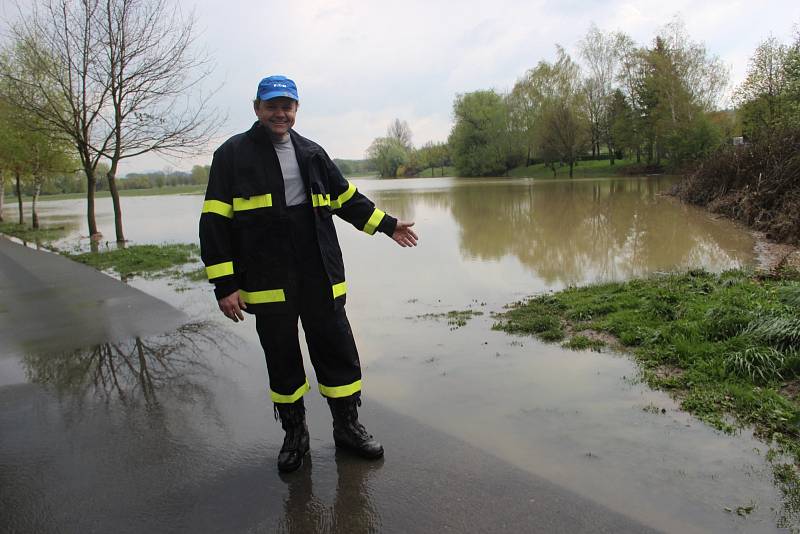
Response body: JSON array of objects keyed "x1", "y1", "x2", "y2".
[{"x1": 199, "y1": 75, "x2": 418, "y2": 473}]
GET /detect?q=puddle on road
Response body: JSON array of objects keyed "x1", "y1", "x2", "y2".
[{"x1": 2, "y1": 176, "x2": 795, "y2": 532}]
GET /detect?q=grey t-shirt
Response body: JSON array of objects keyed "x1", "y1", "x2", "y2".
[{"x1": 273, "y1": 137, "x2": 307, "y2": 206}]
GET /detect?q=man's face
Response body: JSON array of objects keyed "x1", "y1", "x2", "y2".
[{"x1": 254, "y1": 97, "x2": 298, "y2": 137}]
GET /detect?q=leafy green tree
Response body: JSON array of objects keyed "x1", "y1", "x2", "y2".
[
  {"x1": 448, "y1": 90, "x2": 511, "y2": 176},
  {"x1": 367, "y1": 137, "x2": 409, "y2": 178},
  {"x1": 527, "y1": 47, "x2": 589, "y2": 177},
  {"x1": 626, "y1": 19, "x2": 727, "y2": 168},
  {"x1": 416, "y1": 141, "x2": 450, "y2": 176},
  {"x1": 190, "y1": 165, "x2": 210, "y2": 185},
  {"x1": 508, "y1": 73, "x2": 545, "y2": 166},
  {"x1": 734, "y1": 35, "x2": 800, "y2": 137},
  {"x1": 608, "y1": 89, "x2": 636, "y2": 159}
]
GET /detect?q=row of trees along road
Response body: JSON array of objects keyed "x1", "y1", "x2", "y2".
[
  {"x1": 0, "y1": 0, "x2": 219, "y2": 243},
  {"x1": 367, "y1": 18, "x2": 729, "y2": 179}
]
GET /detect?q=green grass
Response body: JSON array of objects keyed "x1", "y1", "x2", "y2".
[
  {"x1": 67, "y1": 243, "x2": 201, "y2": 278},
  {"x1": 494, "y1": 269, "x2": 800, "y2": 460},
  {"x1": 0, "y1": 221, "x2": 69, "y2": 244},
  {"x1": 563, "y1": 335, "x2": 606, "y2": 351},
  {"x1": 507, "y1": 159, "x2": 640, "y2": 179},
  {"x1": 417, "y1": 166, "x2": 457, "y2": 178}
]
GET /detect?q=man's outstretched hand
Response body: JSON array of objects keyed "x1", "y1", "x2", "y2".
[
  {"x1": 218, "y1": 290, "x2": 247, "y2": 322},
  {"x1": 392, "y1": 221, "x2": 418, "y2": 247}
]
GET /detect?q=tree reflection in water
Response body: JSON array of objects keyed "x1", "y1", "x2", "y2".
[{"x1": 22, "y1": 321, "x2": 229, "y2": 406}]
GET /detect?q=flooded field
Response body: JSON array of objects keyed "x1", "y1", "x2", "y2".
[{"x1": 2, "y1": 176, "x2": 793, "y2": 532}]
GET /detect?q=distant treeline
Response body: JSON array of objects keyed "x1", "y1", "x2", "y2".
[
  {"x1": 2, "y1": 165, "x2": 211, "y2": 197},
  {"x1": 2, "y1": 159, "x2": 381, "y2": 198},
  {"x1": 368, "y1": 17, "x2": 733, "y2": 178},
  {"x1": 333, "y1": 158, "x2": 377, "y2": 176}
]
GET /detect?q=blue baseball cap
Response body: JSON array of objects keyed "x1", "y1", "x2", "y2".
[{"x1": 256, "y1": 75, "x2": 298, "y2": 101}]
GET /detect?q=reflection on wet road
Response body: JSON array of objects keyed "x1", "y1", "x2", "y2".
[{"x1": 1, "y1": 176, "x2": 791, "y2": 532}]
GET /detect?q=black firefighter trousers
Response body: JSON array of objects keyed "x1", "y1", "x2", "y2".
[{"x1": 254, "y1": 204, "x2": 362, "y2": 404}]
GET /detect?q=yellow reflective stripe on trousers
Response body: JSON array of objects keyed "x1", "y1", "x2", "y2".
[
  {"x1": 362, "y1": 208, "x2": 385, "y2": 235},
  {"x1": 233, "y1": 194, "x2": 272, "y2": 212},
  {"x1": 272, "y1": 380, "x2": 310, "y2": 404},
  {"x1": 202, "y1": 199, "x2": 233, "y2": 219},
  {"x1": 330, "y1": 182, "x2": 357, "y2": 209},
  {"x1": 312, "y1": 193, "x2": 331, "y2": 207},
  {"x1": 206, "y1": 261, "x2": 233, "y2": 280},
  {"x1": 319, "y1": 379, "x2": 362, "y2": 399},
  {"x1": 239, "y1": 288, "x2": 286, "y2": 304},
  {"x1": 332, "y1": 281, "x2": 347, "y2": 299}
]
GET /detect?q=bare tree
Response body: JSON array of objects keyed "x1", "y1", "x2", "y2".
[
  {"x1": 1, "y1": 0, "x2": 219, "y2": 243},
  {"x1": 387, "y1": 118, "x2": 413, "y2": 150},
  {"x1": 579, "y1": 24, "x2": 627, "y2": 163},
  {"x1": 98, "y1": 0, "x2": 219, "y2": 243}
]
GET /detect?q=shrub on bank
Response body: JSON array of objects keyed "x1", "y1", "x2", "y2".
[{"x1": 674, "y1": 129, "x2": 800, "y2": 244}]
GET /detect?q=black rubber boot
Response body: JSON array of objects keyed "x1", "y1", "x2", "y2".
[
  {"x1": 274, "y1": 398, "x2": 310, "y2": 473},
  {"x1": 327, "y1": 395, "x2": 384, "y2": 459}
]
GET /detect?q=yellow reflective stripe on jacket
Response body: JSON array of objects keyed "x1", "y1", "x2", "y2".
[
  {"x1": 362, "y1": 208, "x2": 385, "y2": 235},
  {"x1": 239, "y1": 288, "x2": 286, "y2": 304},
  {"x1": 272, "y1": 380, "x2": 310, "y2": 404},
  {"x1": 312, "y1": 193, "x2": 331, "y2": 207},
  {"x1": 332, "y1": 281, "x2": 347, "y2": 299},
  {"x1": 330, "y1": 182, "x2": 357, "y2": 209},
  {"x1": 206, "y1": 261, "x2": 233, "y2": 280},
  {"x1": 202, "y1": 199, "x2": 233, "y2": 219},
  {"x1": 319, "y1": 379, "x2": 362, "y2": 399},
  {"x1": 233, "y1": 194, "x2": 272, "y2": 212}
]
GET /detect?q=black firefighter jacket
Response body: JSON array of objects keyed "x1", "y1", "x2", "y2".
[{"x1": 199, "y1": 122, "x2": 397, "y2": 315}]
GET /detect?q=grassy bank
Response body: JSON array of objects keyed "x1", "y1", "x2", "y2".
[
  {"x1": 413, "y1": 160, "x2": 643, "y2": 179},
  {"x1": 493, "y1": 269, "x2": 800, "y2": 461},
  {"x1": 507, "y1": 158, "x2": 642, "y2": 179},
  {"x1": 674, "y1": 129, "x2": 800, "y2": 245}
]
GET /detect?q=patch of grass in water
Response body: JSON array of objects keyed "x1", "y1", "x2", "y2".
[
  {"x1": 416, "y1": 309, "x2": 484, "y2": 330},
  {"x1": 68, "y1": 243, "x2": 200, "y2": 278},
  {"x1": 0, "y1": 222, "x2": 68, "y2": 244},
  {"x1": 184, "y1": 266, "x2": 208, "y2": 282}
]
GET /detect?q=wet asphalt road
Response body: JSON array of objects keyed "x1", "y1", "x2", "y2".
[
  {"x1": 0, "y1": 236, "x2": 657, "y2": 533},
  {"x1": 0, "y1": 236, "x2": 187, "y2": 356}
]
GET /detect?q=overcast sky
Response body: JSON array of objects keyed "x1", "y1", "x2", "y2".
[{"x1": 3, "y1": 0, "x2": 800, "y2": 174}]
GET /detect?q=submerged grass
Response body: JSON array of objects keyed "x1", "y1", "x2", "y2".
[
  {"x1": 0, "y1": 222, "x2": 69, "y2": 244},
  {"x1": 416, "y1": 309, "x2": 484, "y2": 329},
  {"x1": 68, "y1": 243, "x2": 200, "y2": 278},
  {"x1": 494, "y1": 268, "x2": 800, "y2": 462}
]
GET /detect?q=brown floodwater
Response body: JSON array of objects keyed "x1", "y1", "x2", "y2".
[{"x1": 3, "y1": 176, "x2": 793, "y2": 532}]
